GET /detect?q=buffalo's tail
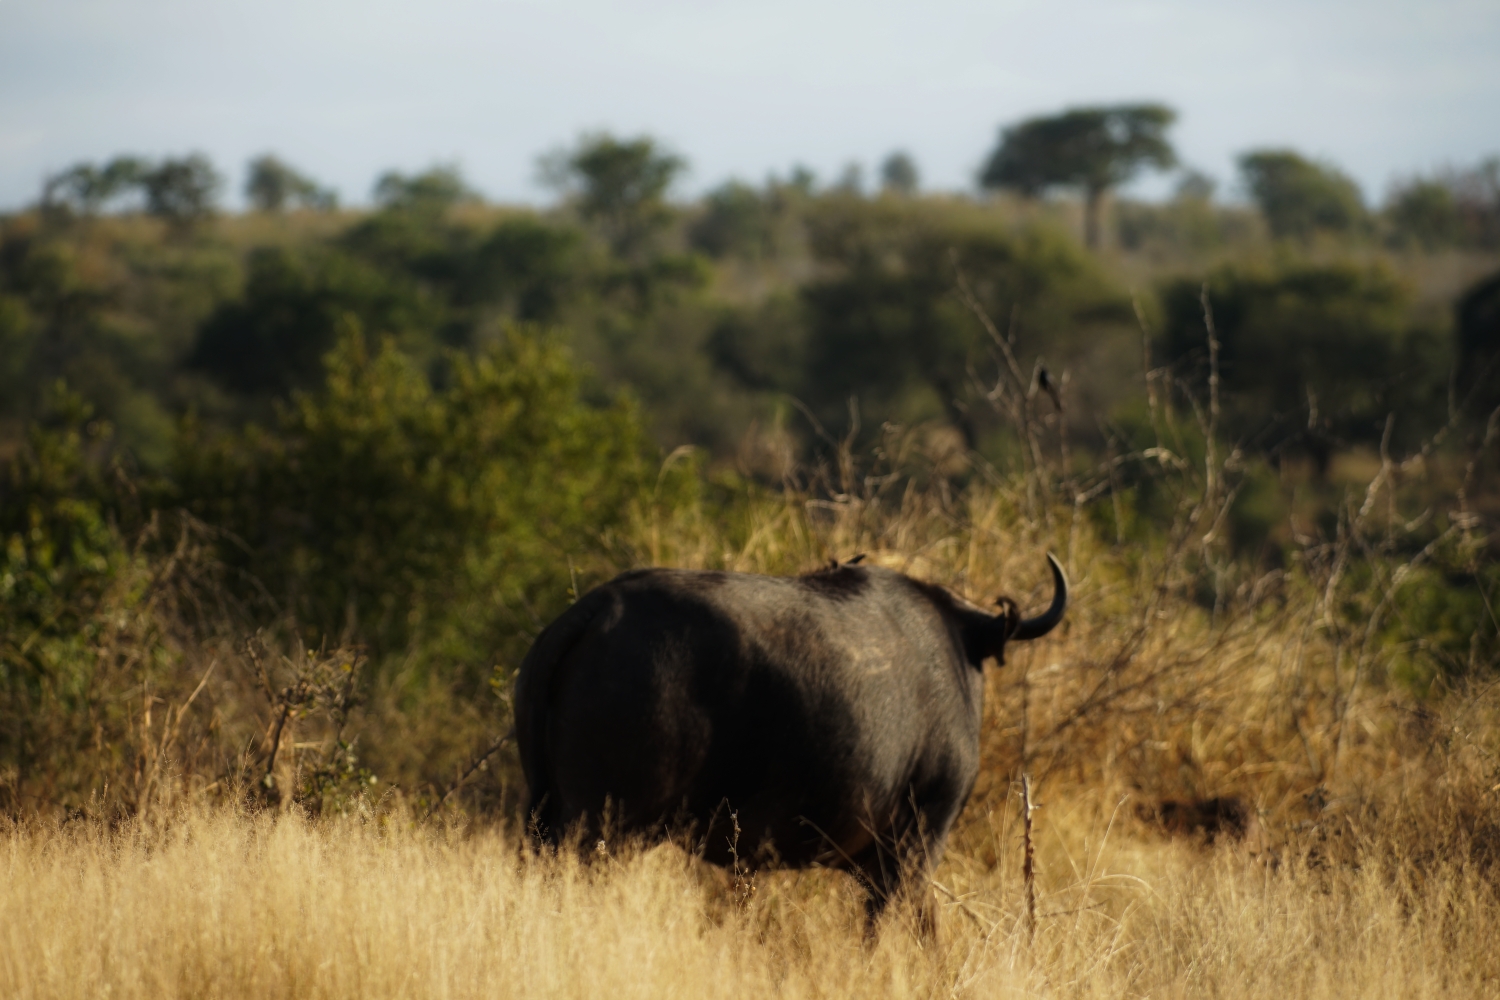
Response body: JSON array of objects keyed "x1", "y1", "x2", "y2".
[{"x1": 513, "y1": 584, "x2": 615, "y2": 843}]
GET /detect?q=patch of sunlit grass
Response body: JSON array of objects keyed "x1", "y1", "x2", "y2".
[{"x1": 3, "y1": 785, "x2": 1496, "y2": 999}]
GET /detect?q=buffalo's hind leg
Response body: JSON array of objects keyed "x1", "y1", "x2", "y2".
[{"x1": 848, "y1": 829, "x2": 942, "y2": 943}]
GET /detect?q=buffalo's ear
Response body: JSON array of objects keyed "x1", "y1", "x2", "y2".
[
  {"x1": 994, "y1": 596, "x2": 1020, "y2": 636},
  {"x1": 987, "y1": 595, "x2": 1021, "y2": 665}
]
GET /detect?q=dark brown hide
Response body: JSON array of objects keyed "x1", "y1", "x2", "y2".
[{"x1": 514, "y1": 555, "x2": 1067, "y2": 926}]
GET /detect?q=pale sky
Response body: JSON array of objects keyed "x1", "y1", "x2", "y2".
[{"x1": 2, "y1": 0, "x2": 1497, "y2": 210}]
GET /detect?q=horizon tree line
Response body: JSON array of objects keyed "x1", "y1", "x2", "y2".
[{"x1": 27, "y1": 113, "x2": 1500, "y2": 253}]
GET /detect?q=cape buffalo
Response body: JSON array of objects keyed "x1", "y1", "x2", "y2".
[{"x1": 514, "y1": 553, "x2": 1068, "y2": 929}]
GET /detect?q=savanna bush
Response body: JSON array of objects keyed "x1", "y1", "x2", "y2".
[
  {"x1": 174, "y1": 324, "x2": 653, "y2": 683},
  {"x1": 0, "y1": 389, "x2": 172, "y2": 810},
  {"x1": 1156, "y1": 262, "x2": 1448, "y2": 463}
]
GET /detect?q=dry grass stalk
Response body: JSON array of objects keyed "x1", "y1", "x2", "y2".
[{"x1": 1021, "y1": 772, "x2": 1037, "y2": 945}]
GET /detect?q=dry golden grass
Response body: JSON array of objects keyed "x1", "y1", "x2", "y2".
[
  {"x1": 6, "y1": 466, "x2": 1497, "y2": 998},
  {"x1": 2, "y1": 783, "x2": 1495, "y2": 999}
]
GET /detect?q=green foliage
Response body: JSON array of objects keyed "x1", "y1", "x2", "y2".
[
  {"x1": 0, "y1": 223, "x2": 216, "y2": 465},
  {"x1": 689, "y1": 181, "x2": 782, "y2": 260},
  {"x1": 1157, "y1": 263, "x2": 1444, "y2": 462},
  {"x1": 38, "y1": 153, "x2": 222, "y2": 227},
  {"x1": 542, "y1": 134, "x2": 685, "y2": 256},
  {"x1": 4, "y1": 140, "x2": 1491, "y2": 487},
  {"x1": 174, "y1": 326, "x2": 651, "y2": 680},
  {"x1": 794, "y1": 199, "x2": 1133, "y2": 445},
  {"x1": 1225, "y1": 459, "x2": 1289, "y2": 557},
  {"x1": 338, "y1": 204, "x2": 472, "y2": 289},
  {"x1": 461, "y1": 216, "x2": 583, "y2": 321},
  {"x1": 0, "y1": 293, "x2": 29, "y2": 387},
  {"x1": 1, "y1": 390, "x2": 127, "y2": 654},
  {"x1": 880, "y1": 152, "x2": 919, "y2": 196},
  {"x1": 41, "y1": 157, "x2": 150, "y2": 215},
  {"x1": 0, "y1": 388, "x2": 145, "y2": 803},
  {"x1": 707, "y1": 294, "x2": 808, "y2": 393},
  {"x1": 1115, "y1": 193, "x2": 1260, "y2": 256},
  {"x1": 372, "y1": 166, "x2": 477, "y2": 216},
  {"x1": 980, "y1": 104, "x2": 1177, "y2": 247},
  {"x1": 981, "y1": 104, "x2": 1178, "y2": 197},
  {"x1": 1385, "y1": 179, "x2": 1461, "y2": 249},
  {"x1": 1383, "y1": 159, "x2": 1500, "y2": 251},
  {"x1": 245, "y1": 155, "x2": 337, "y2": 212},
  {"x1": 190, "y1": 245, "x2": 441, "y2": 396},
  {"x1": 141, "y1": 155, "x2": 223, "y2": 226},
  {"x1": 1383, "y1": 554, "x2": 1500, "y2": 691},
  {"x1": 1238, "y1": 149, "x2": 1366, "y2": 241}
]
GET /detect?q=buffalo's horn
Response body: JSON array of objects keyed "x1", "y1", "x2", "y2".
[{"x1": 1011, "y1": 553, "x2": 1068, "y2": 640}]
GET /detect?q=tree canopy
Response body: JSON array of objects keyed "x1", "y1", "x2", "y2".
[
  {"x1": 541, "y1": 134, "x2": 685, "y2": 256},
  {"x1": 39, "y1": 154, "x2": 219, "y2": 225},
  {"x1": 372, "y1": 166, "x2": 478, "y2": 216},
  {"x1": 246, "y1": 155, "x2": 337, "y2": 212},
  {"x1": 1156, "y1": 262, "x2": 1439, "y2": 467},
  {"x1": 880, "y1": 152, "x2": 919, "y2": 195},
  {"x1": 980, "y1": 103, "x2": 1177, "y2": 248},
  {"x1": 1238, "y1": 150, "x2": 1366, "y2": 241},
  {"x1": 141, "y1": 155, "x2": 222, "y2": 226},
  {"x1": 42, "y1": 157, "x2": 150, "y2": 215}
]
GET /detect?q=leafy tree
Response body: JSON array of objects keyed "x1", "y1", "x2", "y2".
[
  {"x1": 141, "y1": 155, "x2": 222, "y2": 226},
  {"x1": 246, "y1": 155, "x2": 337, "y2": 212},
  {"x1": 791, "y1": 197, "x2": 1134, "y2": 447},
  {"x1": 980, "y1": 104, "x2": 1177, "y2": 249},
  {"x1": 1383, "y1": 159, "x2": 1500, "y2": 250},
  {"x1": 42, "y1": 165, "x2": 104, "y2": 214},
  {"x1": 880, "y1": 152, "x2": 919, "y2": 196},
  {"x1": 706, "y1": 294, "x2": 808, "y2": 394},
  {"x1": 190, "y1": 246, "x2": 440, "y2": 397},
  {"x1": 0, "y1": 388, "x2": 141, "y2": 806},
  {"x1": 40, "y1": 157, "x2": 150, "y2": 215},
  {"x1": 461, "y1": 217, "x2": 582, "y2": 321},
  {"x1": 337, "y1": 168, "x2": 488, "y2": 305},
  {"x1": 1156, "y1": 263, "x2": 1441, "y2": 469},
  {"x1": 1238, "y1": 150, "x2": 1366, "y2": 241},
  {"x1": 372, "y1": 165, "x2": 477, "y2": 216},
  {"x1": 0, "y1": 215, "x2": 235, "y2": 466},
  {"x1": 174, "y1": 327, "x2": 650, "y2": 675},
  {"x1": 541, "y1": 134, "x2": 685, "y2": 257},
  {"x1": 1384, "y1": 180, "x2": 1459, "y2": 249},
  {"x1": 786, "y1": 165, "x2": 818, "y2": 195},
  {"x1": 0, "y1": 294, "x2": 28, "y2": 392},
  {"x1": 689, "y1": 181, "x2": 779, "y2": 259}
]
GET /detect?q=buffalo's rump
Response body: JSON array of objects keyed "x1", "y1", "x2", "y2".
[{"x1": 525, "y1": 566, "x2": 982, "y2": 868}]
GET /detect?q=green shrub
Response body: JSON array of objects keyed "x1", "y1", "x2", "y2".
[
  {"x1": 1156, "y1": 263, "x2": 1447, "y2": 464},
  {"x1": 0, "y1": 389, "x2": 152, "y2": 807},
  {"x1": 796, "y1": 199, "x2": 1134, "y2": 449},
  {"x1": 174, "y1": 325, "x2": 651, "y2": 685},
  {"x1": 190, "y1": 246, "x2": 442, "y2": 396}
]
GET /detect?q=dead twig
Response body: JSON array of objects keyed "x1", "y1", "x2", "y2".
[
  {"x1": 1022, "y1": 773, "x2": 1039, "y2": 945},
  {"x1": 425, "y1": 727, "x2": 516, "y2": 820}
]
